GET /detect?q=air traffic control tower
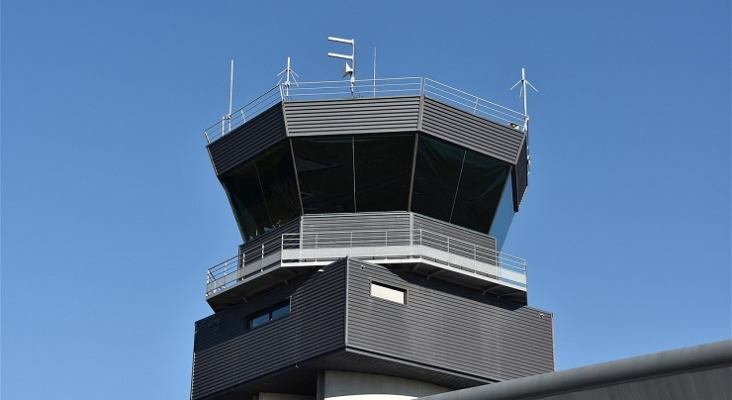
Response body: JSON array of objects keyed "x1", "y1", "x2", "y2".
[{"x1": 190, "y1": 55, "x2": 555, "y2": 400}]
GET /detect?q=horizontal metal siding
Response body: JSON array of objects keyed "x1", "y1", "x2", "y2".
[
  {"x1": 284, "y1": 97, "x2": 420, "y2": 137},
  {"x1": 412, "y1": 213, "x2": 497, "y2": 253},
  {"x1": 207, "y1": 104, "x2": 287, "y2": 176},
  {"x1": 512, "y1": 141, "x2": 528, "y2": 212},
  {"x1": 238, "y1": 217, "x2": 301, "y2": 256},
  {"x1": 302, "y1": 212, "x2": 412, "y2": 233},
  {"x1": 346, "y1": 259, "x2": 553, "y2": 382},
  {"x1": 420, "y1": 97, "x2": 524, "y2": 165},
  {"x1": 191, "y1": 260, "x2": 347, "y2": 400}
]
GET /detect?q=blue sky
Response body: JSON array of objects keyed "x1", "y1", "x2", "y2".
[{"x1": 2, "y1": 1, "x2": 730, "y2": 399}]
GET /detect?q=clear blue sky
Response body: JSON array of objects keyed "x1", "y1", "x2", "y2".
[{"x1": 2, "y1": 1, "x2": 730, "y2": 399}]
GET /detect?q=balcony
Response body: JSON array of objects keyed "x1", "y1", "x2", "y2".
[{"x1": 205, "y1": 228, "x2": 527, "y2": 309}]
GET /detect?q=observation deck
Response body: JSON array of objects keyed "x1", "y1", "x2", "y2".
[{"x1": 202, "y1": 78, "x2": 533, "y2": 310}]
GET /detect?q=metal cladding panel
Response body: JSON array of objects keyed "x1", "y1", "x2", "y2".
[
  {"x1": 207, "y1": 104, "x2": 287, "y2": 176},
  {"x1": 238, "y1": 217, "x2": 301, "y2": 255},
  {"x1": 411, "y1": 213, "x2": 497, "y2": 253},
  {"x1": 420, "y1": 97, "x2": 525, "y2": 165},
  {"x1": 283, "y1": 96, "x2": 421, "y2": 137},
  {"x1": 345, "y1": 259, "x2": 554, "y2": 382},
  {"x1": 512, "y1": 141, "x2": 528, "y2": 212},
  {"x1": 302, "y1": 212, "x2": 412, "y2": 234},
  {"x1": 191, "y1": 260, "x2": 347, "y2": 400}
]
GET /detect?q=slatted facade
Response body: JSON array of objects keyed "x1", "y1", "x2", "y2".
[
  {"x1": 207, "y1": 105, "x2": 287, "y2": 176},
  {"x1": 345, "y1": 259, "x2": 554, "y2": 382},
  {"x1": 191, "y1": 259, "x2": 347, "y2": 400},
  {"x1": 420, "y1": 97, "x2": 525, "y2": 165},
  {"x1": 191, "y1": 258, "x2": 554, "y2": 399},
  {"x1": 283, "y1": 97, "x2": 421, "y2": 137}
]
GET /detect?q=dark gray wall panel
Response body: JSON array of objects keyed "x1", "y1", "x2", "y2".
[
  {"x1": 207, "y1": 104, "x2": 287, "y2": 176},
  {"x1": 412, "y1": 213, "x2": 497, "y2": 253},
  {"x1": 284, "y1": 97, "x2": 420, "y2": 137},
  {"x1": 192, "y1": 260, "x2": 347, "y2": 400},
  {"x1": 420, "y1": 97, "x2": 525, "y2": 165},
  {"x1": 512, "y1": 140, "x2": 528, "y2": 211},
  {"x1": 345, "y1": 259, "x2": 554, "y2": 382},
  {"x1": 303, "y1": 212, "x2": 411, "y2": 233}
]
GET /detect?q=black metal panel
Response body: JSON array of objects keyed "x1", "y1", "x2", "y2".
[
  {"x1": 207, "y1": 104, "x2": 287, "y2": 176},
  {"x1": 345, "y1": 259, "x2": 554, "y2": 382},
  {"x1": 191, "y1": 260, "x2": 347, "y2": 400},
  {"x1": 283, "y1": 97, "x2": 421, "y2": 137},
  {"x1": 512, "y1": 140, "x2": 528, "y2": 212},
  {"x1": 420, "y1": 97, "x2": 524, "y2": 165}
]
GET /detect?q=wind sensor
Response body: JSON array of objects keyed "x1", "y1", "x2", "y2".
[{"x1": 327, "y1": 36, "x2": 356, "y2": 94}]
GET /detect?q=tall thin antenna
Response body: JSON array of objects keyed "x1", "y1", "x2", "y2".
[
  {"x1": 224, "y1": 60, "x2": 234, "y2": 133},
  {"x1": 510, "y1": 67, "x2": 538, "y2": 133},
  {"x1": 277, "y1": 57, "x2": 299, "y2": 97},
  {"x1": 373, "y1": 46, "x2": 377, "y2": 98},
  {"x1": 327, "y1": 36, "x2": 356, "y2": 95}
]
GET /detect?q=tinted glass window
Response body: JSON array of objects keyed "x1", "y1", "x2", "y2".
[
  {"x1": 489, "y1": 174, "x2": 515, "y2": 250},
  {"x1": 222, "y1": 141, "x2": 300, "y2": 242}
]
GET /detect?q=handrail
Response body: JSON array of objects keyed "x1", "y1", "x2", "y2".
[
  {"x1": 205, "y1": 228, "x2": 527, "y2": 297},
  {"x1": 202, "y1": 77, "x2": 527, "y2": 144}
]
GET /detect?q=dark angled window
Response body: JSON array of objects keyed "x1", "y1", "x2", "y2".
[
  {"x1": 292, "y1": 134, "x2": 414, "y2": 214},
  {"x1": 247, "y1": 299, "x2": 291, "y2": 329},
  {"x1": 489, "y1": 174, "x2": 515, "y2": 250},
  {"x1": 221, "y1": 141, "x2": 300, "y2": 242},
  {"x1": 412, "y1": 136, "x2": 511, "y2": 235}
]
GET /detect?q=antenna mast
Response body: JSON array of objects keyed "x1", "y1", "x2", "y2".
[
  {"x1": 223, "y1": 60, "x2": 235, "y2": 133},
  {"x1": 327, "y1": 36, "x2": 356, "y2": 95},
  {"x1": 510, "y1": 67, "x2": 538, "y2": 133},
  {"x1": 277, "y1": 57, "x2": 299, "y2": 97}
]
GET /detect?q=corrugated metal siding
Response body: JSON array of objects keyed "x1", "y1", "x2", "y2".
[
  {"x1": 420, "y1": 97, "x2": 525, "y2": 165},
  {"x1": 191, "y1": 260, "x2": 347, "y2": 400},
  {"x1": 512, "y1": 141, "x2": 528, "y2": 212},
  {"x1": 207, "y1": 104, "x2": 287, "y2": 176},
  {"x1": 412, "y1": 213, "x2": 497, "y2": 253},
  {"x1": 346, "y1": 259, "x2": 554, "y2": 382},
  {"x1": 238, "y1": 217, "x2": 301, "y2": 256},
  {"x1": 302, "y1": 212, "x2": 411, "y2": 233},
  {"x1": 283, "y1": 97, "x2": 421, "y2": 137}
]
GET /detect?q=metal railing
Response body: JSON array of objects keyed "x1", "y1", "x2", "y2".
[
  {"x1": 203, "y1": 77, "x2": 527, "y2": 144},
  {"x1": 205, "y1": 228, "x2": 527, "y2": 297}
]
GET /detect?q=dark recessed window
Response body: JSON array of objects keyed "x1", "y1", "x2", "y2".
[{"x1": 246, "y1": 299, "x2": 291, "y2": 329}]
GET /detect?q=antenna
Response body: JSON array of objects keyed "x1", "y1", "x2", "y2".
[
  {"x1": 373, "y1": 46, "x2": 377, "y2": 98},
  {"x1": 224, "y1": 60, "x2": 234, "y2": 133},
  {"x1": 510, "y1": 67, "x2": 538, "y2": 133},
  {"x1": 327, "y1": 36, "x2": 356, "y2": 95},
  {"x1": 277, "y1": 57, "x2": 299, "y2": 97}
]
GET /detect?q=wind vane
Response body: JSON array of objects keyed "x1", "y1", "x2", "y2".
[{"x1": 327, "y1": 36, "x2": 356, "y2": 95}]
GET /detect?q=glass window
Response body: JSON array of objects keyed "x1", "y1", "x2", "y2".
[
  {"x1": 489, "y1": 174, "x2": 516, "y2": 250},
  {"x1": 221, "y1": 141, "x2": 300, "y2": 242},
  {"x1": 370, "y1": 282, "x2": 406, "y2": 304},
  {"x1": 449, "y1": 151, "x2": 510, "y2": 235},
  {"x1": 293, "y1": 137, "x2": 355, "y2": 213},
  {"x1": 247, "y1": 300, "x2": 291, "y2": 329},
  {"x1": 411, "y1": 136, "x2": 511, "y2": 235},
  {"x1": 293, "y1": 134, "x2": 414, "y2": 214}
]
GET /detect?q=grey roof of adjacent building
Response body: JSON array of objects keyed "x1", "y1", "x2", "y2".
[{"x1": 418, "y1": 339, "x2": 732, "y2": 400}]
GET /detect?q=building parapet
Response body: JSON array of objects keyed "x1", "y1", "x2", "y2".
[
  {"x1": 205, "y1": 228, "x2": 527, "y2": 300},
  {"x1": 203, "y1": 77, "x2": 527, "y2": 144}
]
